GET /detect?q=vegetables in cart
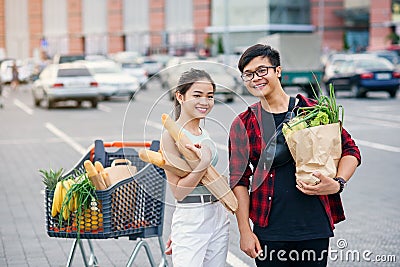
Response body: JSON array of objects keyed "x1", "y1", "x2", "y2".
[
  {"x1": 41, "y1": 167, "x2": 101, "y2": 239},
  {"x1": 58, "y1": 173, "x2": 99, "y2": 238},
  {"x1": 40, "y1": 168, "x2": 65, "y2": 191}
]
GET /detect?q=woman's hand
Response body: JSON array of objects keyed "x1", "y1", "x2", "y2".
[
  {"x1": 185, "y1": 143, "x2": 212, "y2": 168},
  {"x1": 296, "y1": 171, "x2": 340, "y2": 195}
]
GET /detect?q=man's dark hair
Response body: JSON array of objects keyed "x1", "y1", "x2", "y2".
[{"x1": 237, "y1": 44, "x2": 281, "y2": 73}]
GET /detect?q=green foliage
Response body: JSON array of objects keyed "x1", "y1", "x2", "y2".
[
  {"x1": 39, "y1": 168, "x2": 65, "y2": 190},
  {"x1": 217, "y1": 36, "x2": 224, "y2": 54},
  {"x1": 283, "y1": 81, "x2": 343, "y2": 138}
]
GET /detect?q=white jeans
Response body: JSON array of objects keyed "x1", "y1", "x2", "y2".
[{"x1": 171, "y1": 201, "x2": 230, "y2": 267}]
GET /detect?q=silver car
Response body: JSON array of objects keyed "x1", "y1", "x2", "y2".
[
  {"x1": 120, "y1": 62, "x2": 149, "y2": 89},
  {"x1": 32, "y1": 63, "x2": 99, "y2": 109},
  {"x1": 84, "y1": 60, "x2": 140, "y2": 100}
]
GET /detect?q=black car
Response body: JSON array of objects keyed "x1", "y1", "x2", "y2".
[{"x1": 326, "y1": 55, "x2": 400, "y2": 98}]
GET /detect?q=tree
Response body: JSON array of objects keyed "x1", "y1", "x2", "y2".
[{"x1": 217, "y1": 36, "x2": 224, "y2": 54}]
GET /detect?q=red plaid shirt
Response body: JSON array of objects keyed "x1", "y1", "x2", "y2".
[{"x1": 228, "y1": 94, "x2": 361, "y2": 229}]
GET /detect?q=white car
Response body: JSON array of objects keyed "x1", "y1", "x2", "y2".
[
  {"x1": 84, "y1": 60, "x2": 140, "y2": 100},
  {"x1": 0, "y1": 59, "x2": 32, "y2": 83},
  {"x1": 323, "y1": 53, "x2": 349, "y2": 85},
  {"x1": 138, "y1": 57, "x2": 163, "y2": 77},
  {"x1": 31, "y1": 63, "x2": 99, "y2": 109},
  {"x1": 120, "y1": 62, "x2": 149, "y2": 89}
]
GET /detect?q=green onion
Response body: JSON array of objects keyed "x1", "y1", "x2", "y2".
[{"x1": 283, "y1": 78, "x2": 343, "y2": 137}]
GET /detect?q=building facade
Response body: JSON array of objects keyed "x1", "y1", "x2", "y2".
[
  {"x1": 0, "y1": 0, "x2": 396, "y2": 60},
  {"x1": 0, "y1": 0, "x2": 211, "y2": 59}
]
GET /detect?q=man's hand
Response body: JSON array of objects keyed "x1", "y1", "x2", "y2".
[
  {"x1": 240, "y1": 230, "x2": 263, "y2": 258},
  {"x1": 296, "y1": 171, "x2": 340, "y2": 195}
]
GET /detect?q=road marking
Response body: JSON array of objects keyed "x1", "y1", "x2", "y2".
[
  {"x1": 346, "y1": 115, "x2": 400, "y2": 129},
  {"x1": 45, "y1": 122, "x2": 86, "y2": 155},
  {"x1": 98, "y1": 104, "x2": 112, "y2": 112},
  {"x1": 2, "y1": 88, "x2": 10, "y2": 98},
  {"x1": 355, "y1": 139, "x2": 400, "y2": 153},
  {"x1": 145, "y1": 120, "x2": 164, "y2": 130},
  {"x1": 13, "y1": 99, "x2": 34, "y2": 115},
  {"x1": 352, "y1": 113, "x2": 400, "y2": 123},
  {"x1": 227, "y1": 251, "x2": 251, "y2": 267}
]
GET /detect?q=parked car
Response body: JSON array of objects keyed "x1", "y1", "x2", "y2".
[
  {"x1": 160, "y1": 56, "x2": 241, "y2": 103},
  {"x1": 109, "y1": 51, "x2": 140, "y2": 64},
  {"x1": 83, "y1": 60, "x2": 139, "y2": 100},
  {"x1": 53, "y1": 54, "x2": 85, "y2": 64},
  {"x1": 138, "y1": 57, "x2": 163, "y2": 77},
  {"x1": 32, "y1": 62, "x2": 99, "y2": 109},
  {"x1": 322, "y1": 53, "x2": 349, "y2": 85},
  {"x1": 150, "y1": 54, "x2": 171, "y2": 68},
  {"x1": 85, "y1": 54, "x2": 108, "y2": 61},
  {"x1": 0, "y1": 59, "x2": 17, "y2": 83},
  {"x1": 326, "y1": 54, "x2": 400, "y2": 98},
  {"x1": 0, "y1": 59, "x2": 33, "y2": 83},
  {"x1": 365, "y1": 50, "x2": 400, "y2": 66},
  {"x1": 120, "y1": 62, "x2": 149, "y2": 89}
]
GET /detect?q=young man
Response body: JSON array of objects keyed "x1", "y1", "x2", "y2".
[{"x1": 228, "y1": 44, "x2": 361, "y2": 267}]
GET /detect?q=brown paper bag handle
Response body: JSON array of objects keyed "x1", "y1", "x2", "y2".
[{"x1": 111, "y1": 158, "x2": 132, "y2": 167}]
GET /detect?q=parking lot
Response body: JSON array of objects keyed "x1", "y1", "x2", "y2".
[{"x1": 0, "y1": 76, "x2": 399, "y2": 266}]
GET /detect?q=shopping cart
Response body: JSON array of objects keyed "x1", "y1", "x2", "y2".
[{"x1": 44, "y1": 139, "x2": 168, "y2": 267}]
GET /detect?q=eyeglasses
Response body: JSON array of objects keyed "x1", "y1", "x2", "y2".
[{"x1": 241, "y1": 66, "x2": 276, "y2": 82}]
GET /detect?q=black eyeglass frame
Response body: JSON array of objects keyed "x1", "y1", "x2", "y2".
[{"x1": 241, "y1": 66, "x2": 277, "y2": 82}]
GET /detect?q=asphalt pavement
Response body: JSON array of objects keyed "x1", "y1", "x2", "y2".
[{"x1": 0, "y1": 82, "x2": 399, "y2": 267}]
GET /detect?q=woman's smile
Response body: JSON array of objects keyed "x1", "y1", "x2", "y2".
[{"x1": 196, "y1": 106, "x2": 208, "y2": 113}]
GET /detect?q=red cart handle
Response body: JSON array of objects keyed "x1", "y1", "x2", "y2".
[{"x1": 90, "y1": 141, "x2": 152, "y2": 161}]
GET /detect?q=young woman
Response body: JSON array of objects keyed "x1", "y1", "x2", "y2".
[{"x1": 161, "y1": 68, "x2": 229, "y2": 267}]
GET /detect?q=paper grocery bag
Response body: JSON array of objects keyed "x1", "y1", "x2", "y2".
[
  {"x1": 285, "y1": 122, "x2": 342, "y2": 185},
  {"x1": 103, "y1": 159, "x2": 137, "y2": 187}
]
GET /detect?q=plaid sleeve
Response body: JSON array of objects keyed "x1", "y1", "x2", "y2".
[
  {"x1": 229, "y1": 116, "x2": 252, "y2": 188},
  {"x1": 341, "y1": 127, "x2": 361, "y2": 166}
]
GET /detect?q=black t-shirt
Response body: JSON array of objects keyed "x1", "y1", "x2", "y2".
[{"x1": 254, "y1": 108, "x2": 333, "y2": 241}]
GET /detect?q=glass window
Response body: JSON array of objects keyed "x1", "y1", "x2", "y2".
[{"x1": 58, "y1": 68, "x2": 92, "y2": 77}]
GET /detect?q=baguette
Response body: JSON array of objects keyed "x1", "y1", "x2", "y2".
[
  {"x1": 84, "y1": 160, "x2": 107, "y2": 190},
  {"x1": 160, "y1": 113, "x2": 238, "y2": 213},
  {"x1": 139, "y1": 149, "x2": 191, "y2": 177}
]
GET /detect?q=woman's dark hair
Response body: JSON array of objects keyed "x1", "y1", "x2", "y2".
[
  {"x1": 237, "y1": 44, "x2": 281, "y2": 73},
  {"x1": 174, "y1": 68, "x2": 215, "y2": 120}
]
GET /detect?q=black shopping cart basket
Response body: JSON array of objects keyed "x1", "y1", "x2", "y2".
[{"x1": 44, "y1": 139, "x2": 168, "y2": 267}]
